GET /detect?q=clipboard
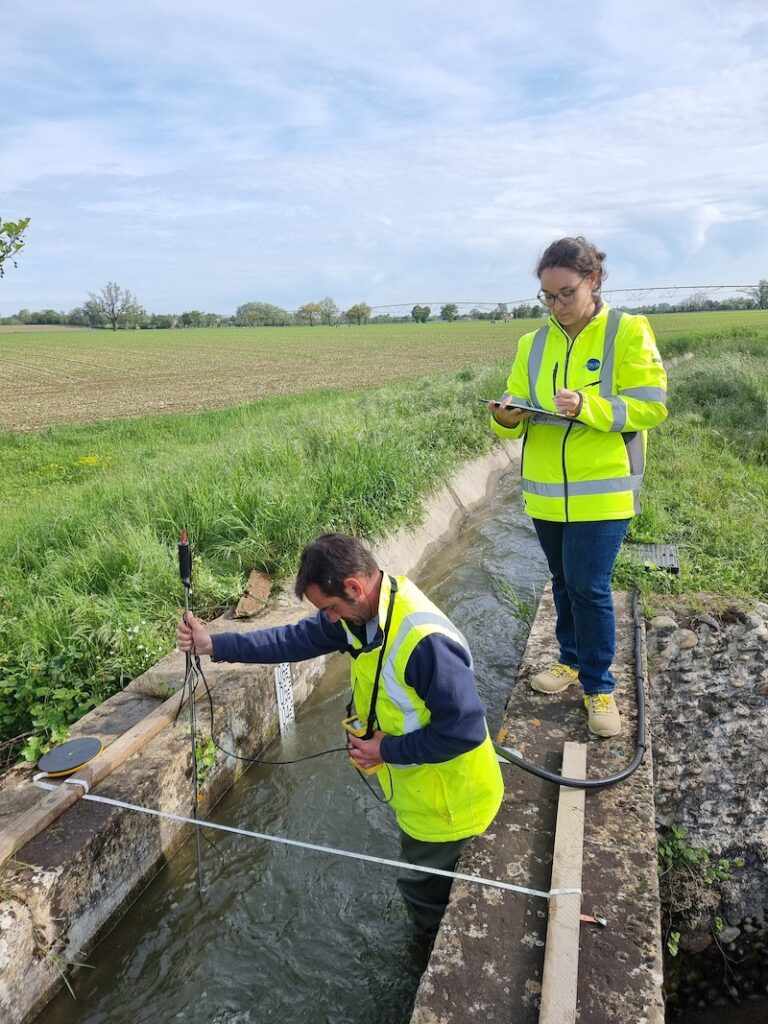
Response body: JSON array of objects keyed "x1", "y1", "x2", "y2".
[{"x1": 478, "y1": 398, "x2": 574, "y2": 422}]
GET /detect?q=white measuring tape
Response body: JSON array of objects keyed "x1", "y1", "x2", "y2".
[{"x1": 33, "y1": 778, "x2": 580, "y2": 900}]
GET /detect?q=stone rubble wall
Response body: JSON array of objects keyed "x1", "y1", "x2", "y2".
[
  {"x1": 647, "y1": 600, "x2": 768, "y2": 1012},
  {"x1": 648, "y1": 601, "x2": 768, "y2": 928}
]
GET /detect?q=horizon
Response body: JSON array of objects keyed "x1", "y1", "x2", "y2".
[{"x1": 1, "y1": 283, "x2": 762, "y2": 322}]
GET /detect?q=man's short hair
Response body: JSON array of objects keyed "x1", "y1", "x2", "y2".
[{"x1": 295, "y1": 533, "x2": 379, "y2": 599}]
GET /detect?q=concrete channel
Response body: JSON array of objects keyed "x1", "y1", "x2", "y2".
[
  {"x1": 411, "y1": 588, "x2": 665, "y2": 1024},
  {"x1": 0, "y1": 437, "x2": 666, "y2": 1023}
]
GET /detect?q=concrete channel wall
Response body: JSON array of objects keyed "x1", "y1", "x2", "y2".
[
  {"x1": 410, "y1": 590, "x2": 666, "y2": 1024},
  {"x1": 0, "y1": 443, "x2": 518, "y2": 1024}
]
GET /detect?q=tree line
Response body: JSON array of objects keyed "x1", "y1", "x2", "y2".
[
  {"x1": 0, "y1": 296, "x2": 540, "y2": 329},
  {"x1": 614, "y1": 287, "x2": 768, "y2": 314},
  {"x1": 0, "y1": 289, "x2": 378, "y2": 330},
  {"x1": 2, "y1": 218, "x2": 767, "y2": 328},
  {"x1": 5, "y1": 287, "x2": 768, "y2": 330}
]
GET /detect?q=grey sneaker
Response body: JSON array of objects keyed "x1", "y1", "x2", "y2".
[
  {"x1": 530, "y1": 662, "x2": 580, "y2": 693},
  {"x1": 584, "y1": 693, "x2": 621, "y2": 737}
]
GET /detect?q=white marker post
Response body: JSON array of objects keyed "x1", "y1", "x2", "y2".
[{"x1": 273, "y1": 663, "x2": 295, "y2": 735}]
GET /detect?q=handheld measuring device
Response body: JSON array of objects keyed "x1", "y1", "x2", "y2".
[
  {"x1": 342, "y1": 715, "x2": 367, "y2": 738},
  {"x1": 342, "y1": 716, "x2": 381, "y2": 775}
]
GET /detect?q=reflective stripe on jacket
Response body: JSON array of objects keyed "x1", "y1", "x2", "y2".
[
  {"x1": 342, "y1": 574, "x2": 503, "y2": 843},
  {"x1": 491, "y1": 304, "x2": 667, "y2": 522}
]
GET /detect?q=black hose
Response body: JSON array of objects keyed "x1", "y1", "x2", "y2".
[{"x1": 493, "y1": 588, "x2": 646, "y2": 790}]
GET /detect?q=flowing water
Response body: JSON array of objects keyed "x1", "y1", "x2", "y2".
[{"x1": 43, "y1": 472, "x2": 549, "y2": 1024}]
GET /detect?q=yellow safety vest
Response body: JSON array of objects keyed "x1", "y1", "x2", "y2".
[
  {"x1": 342, "y1": 574, "x2": 503, "y2": 843},
  {"x1": 491, "y1": 304, "x2": 667, "y2": 521}
]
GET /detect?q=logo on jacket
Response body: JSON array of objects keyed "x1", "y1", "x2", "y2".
[{"x1": 586, "y1": 358, "x2": 601, "y2": 371}]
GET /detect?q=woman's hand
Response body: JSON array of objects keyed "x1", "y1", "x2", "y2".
[
  {"x1": 491, "y1": 402, "x2": 531, "y2": 428},
  {"x1": 554, "y1": 389, "x2": 583, "y2": 417}
]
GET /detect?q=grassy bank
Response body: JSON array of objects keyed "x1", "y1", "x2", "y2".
[
  {"x1": 2, "y1": 317, "x2": 767, "y2": 755},
  {"x1": 616, "y1": 323, "x2": 768, "y2": 597},
  {"x1": 0, "y1": 364, "x2": 503, "y2": 753}
]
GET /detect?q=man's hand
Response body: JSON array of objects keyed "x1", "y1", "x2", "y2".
[
  {"x1": 176, "y1": 612, "x2": 213, "y2": 657},
  {"x1": 347, "y1": 730, "x2": 386, "y2": 771}
]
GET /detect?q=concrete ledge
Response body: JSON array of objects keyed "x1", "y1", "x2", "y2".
[
  {"x1": 0, "y1": 441, "x2": 519, "y2": 1024},
  {"x1": 410, "y1": 590, "x2": 665, "y2": 1024},
  {"x1": 372, "y1": 444, "x2": 517, "y2": 578}
]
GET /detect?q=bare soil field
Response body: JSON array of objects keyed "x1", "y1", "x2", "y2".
[
  {"x1": 0, "y1": 321, "x2": 524, "y2": 430},
  {"x1": 0, "y1": 324, "x2": 83, "y2": 333},
  {"x1": 1, "y1": 312, "x2": 766, "y2": 431}
]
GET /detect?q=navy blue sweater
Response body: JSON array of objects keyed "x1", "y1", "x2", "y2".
[{"x1": 211, "y1": 612, "x2": 488, "y2": 765}]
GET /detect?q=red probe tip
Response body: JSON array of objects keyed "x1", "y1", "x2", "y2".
[{"x1": 180, "y1": 529, "x2": 188, "y2": 544}]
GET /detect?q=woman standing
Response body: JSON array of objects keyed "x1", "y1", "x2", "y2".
[{"x1": 490, "y1": 237, "x2": 667, "y2": 737}]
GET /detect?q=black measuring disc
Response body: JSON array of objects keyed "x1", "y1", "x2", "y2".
[{"x1": 37, "y1": 737, "x2": 103, "y2": 777}]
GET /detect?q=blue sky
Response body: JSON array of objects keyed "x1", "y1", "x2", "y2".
[{"x1": 2, "y1": 0, "x2": 767, "y2": 315}]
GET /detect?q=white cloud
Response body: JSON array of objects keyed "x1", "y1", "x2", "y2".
[{"x1": 1, "y1": 1, "x2": 767, "y2": 312}]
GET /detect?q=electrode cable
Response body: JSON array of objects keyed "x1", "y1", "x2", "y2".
[
  {"x1": 189, "y1": 657, "x2": 395, "y2": 801},
  {"x1": 493, "y1": 587, "x2": 647, "y2": 790},
  {"x1": 31, "y1": 775, "x2": 580, "y2": 902}
]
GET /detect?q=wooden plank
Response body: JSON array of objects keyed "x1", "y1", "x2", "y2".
[
  {"x1": 0, "y1": 681, "x2": 205, "y2": 866},
  {"x1": 538, "y1": 741, "x2": 588, "y2": 1024}
]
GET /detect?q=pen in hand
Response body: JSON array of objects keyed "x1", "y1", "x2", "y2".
[{"x1": 553, "y1": 377, "x2": 602, "y2": 417}]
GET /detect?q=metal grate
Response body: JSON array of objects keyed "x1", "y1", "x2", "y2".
[{"x1": 624, "y1": 543, "x2": 680, "y2": 574}]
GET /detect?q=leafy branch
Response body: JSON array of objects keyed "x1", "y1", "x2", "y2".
[{"x1": 0, "y1": 217, "x2": 30, "y2": 277}]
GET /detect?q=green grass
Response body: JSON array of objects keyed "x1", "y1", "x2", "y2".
[
  {"x1": 2, "y1": 310, "x2": 768, "y2": 752},
  {"x1": 653, "y1": 320, "x2": 768, "y2": 361},
  {"x1": 645, "y1": 309, "x2": 768, "y2": 338},
  {"x1": 615, "y1": 336, "x2": 768, "y2": 598},
  {"x1": 0, "y1": 364, "x2": 509, "y2": 749}
]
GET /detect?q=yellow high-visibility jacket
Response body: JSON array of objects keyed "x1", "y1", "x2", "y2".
[
  {"x1": 491, "y1": 305, "x2": 667, "y2": 522},
  {"x1": 342, "y1": 574, "x2": 503, "y2": 843}
]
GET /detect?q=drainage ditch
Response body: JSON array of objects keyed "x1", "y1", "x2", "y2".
[{"x1": 39, "y1": 473, "x2": 548, "y2": 1024}]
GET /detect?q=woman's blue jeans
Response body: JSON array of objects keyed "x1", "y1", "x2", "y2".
[{"x1": 532, "y1": 518, "x2": 630, "y2": 696}]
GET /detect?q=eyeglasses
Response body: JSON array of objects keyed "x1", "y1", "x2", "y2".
[{"x1": 537, "y1": 275, "x2": 588, "y2": 307}]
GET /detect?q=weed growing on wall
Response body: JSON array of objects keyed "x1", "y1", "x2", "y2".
[{"x1": 658, "y1": 824, "x2": 744, "y2": 956}]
